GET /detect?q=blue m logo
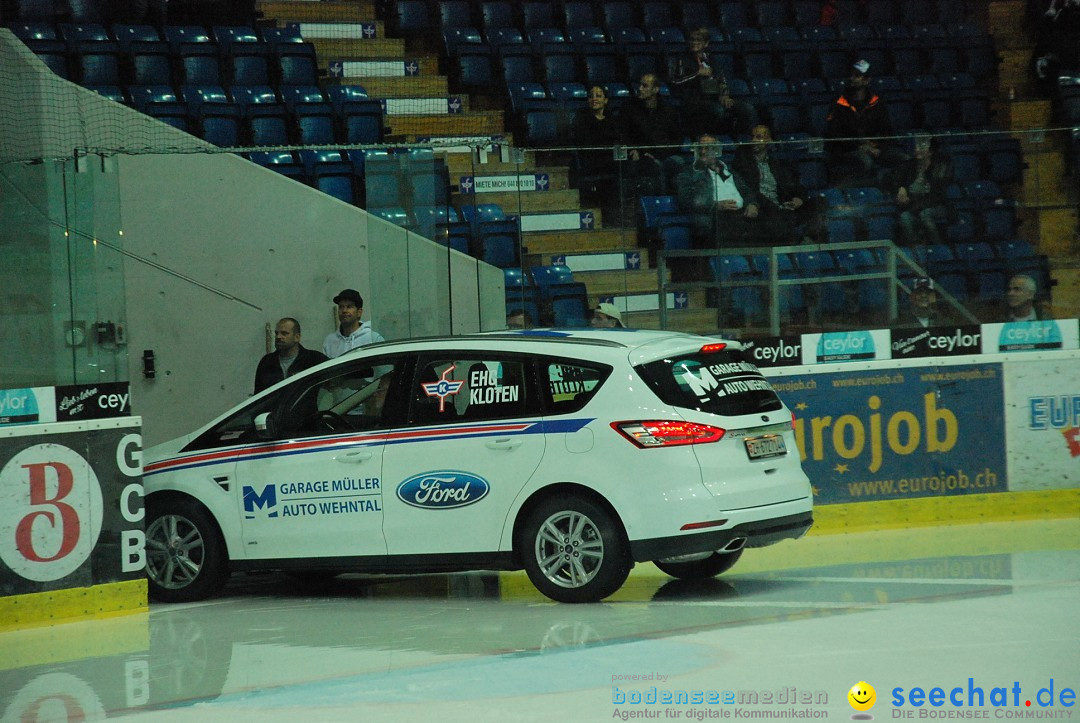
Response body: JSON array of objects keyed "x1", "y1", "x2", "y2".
[{"x1": 242, "y1": 484, "x2": 278, "y2": 518}]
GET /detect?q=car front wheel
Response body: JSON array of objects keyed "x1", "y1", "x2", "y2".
[
  {"x1": 145, "y1": 498, "x2": 229, "y2": 602},
  {"x1": 653, "y1": 548, "x2": 743, "y2": 579},
  {"x1": 520, "y1": 495, "x2": 630, "y2": 603}
]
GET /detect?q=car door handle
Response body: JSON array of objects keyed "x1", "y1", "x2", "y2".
[
  {"x1": 485, "y1": 438, "x2": 523, "y2": 450},
  {"x1": 338, "y1": 450, "x2": 373, "y2": 463}
]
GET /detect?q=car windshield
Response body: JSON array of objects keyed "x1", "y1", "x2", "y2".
[{"x1": 635, "y1": 349, "x2": 783, "y2": 416}]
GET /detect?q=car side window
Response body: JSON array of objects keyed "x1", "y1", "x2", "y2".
[
  {"x1": 183, "y1": 393, "x2": 281, "y2": 451},
  {"x1": 543, "y1": 359, "x2": 611, "y2": 415},
  {"x1": 281, "y1": 360, "x2": 401, "y2": 436},
  {"x1": 411, "y1": 356, "x2": 536, "y2": 425}
]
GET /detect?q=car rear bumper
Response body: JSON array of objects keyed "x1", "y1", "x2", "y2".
[{"x1": 628, "y1": 511, "x2": 814, "y2": 562}]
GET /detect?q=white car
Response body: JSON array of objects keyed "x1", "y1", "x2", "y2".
[{"x1": 143, "y1": 329, "x2": 813, "y2": 603}]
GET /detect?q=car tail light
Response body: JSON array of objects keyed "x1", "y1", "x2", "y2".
[
  {"x1": 611, "y1": 420, "x2": 726, "y2": 448},
  {"x1": 791, "y1": 410, "x2": 797, "y2": 429},
  {"x1": 699, "y1": 342, "x2": 727, "y2": 353}
]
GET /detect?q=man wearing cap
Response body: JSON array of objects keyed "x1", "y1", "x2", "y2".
[
  {"x1": 892, "y1": 278, "x2": 955, "y2": 329},
  {"x1": 323, "y1": 289, "x2": 385, "y2": 358},
  {"x1": 591, "y1": 302, "x2": 625, "y2": 328},
  {"x1": 825, "y1": 59, "x2": 902, "y2": 186},
  {"x1": 254, "y1": 317, "x2": 328, "y2": 393}
]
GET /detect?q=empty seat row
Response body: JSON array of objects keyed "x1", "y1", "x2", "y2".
[
  {"x1": 88, "y1": 84, "x2": 383, "y2": 146},
  {"x1": 248, "y1": 148, "x2": 451, "y2": 208},
  {"x1": 403, "y1": 0, "x2": 977, "y2": 36},
  {"x1": 8, "y1": 22, "x2": 306, "y2": 52},
  {"x1": 12, "y1": 28, "x2": 319, "y2": 87},
  {"x1": 505, "y1": 266, "x2": 589, "y2": 326}
]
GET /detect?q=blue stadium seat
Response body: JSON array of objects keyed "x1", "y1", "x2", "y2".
[
  {"x1": 568, "y1": 26, "x2": 608, "y2": 48},
  {"x1": 442, "y1": 26, "x2": 483, "y2": 55},
  {"x1": 562, "y1": 1, "x2": 598, "y2": 28},
  {"x1": 710, "y1": 255, "x2": 754, "y2": 281},
  {"x1": 582, "y1": 48, "x2": 619, "y2": 86},
  {"x1": 438, "y1": 0, "x2": 473, "y2": 29},
  {"x1": 391, "y1": 1, "x2": 432, "y2": 35},
  {"x1": 498, "y1": 50, "x2": 537, "y2": 84},
  {"x1": 718, "y1": 2, "x2": 749, "y2": 31},
  {"x1": 455, "y1": 47, "x2": 495, "y2": 89},
  {"x1": 826, "y1": 219, "x2": 857, "y2": 244},
  {"x1": 178, "y1": 45, "x2": 221, "y2": 85},
  {"x1": 601, "y1": 1, "x2": 638, "y2": 30},
  {"x1": 755, "y1": 1, "x2": 789, "y2": 27},
  {"x1": 259, "y1": 25, "x2": 304, "y2": 47},
  {"x1": 679, "y1": 2, "x2": 713, "y2": 29},
  {"x1": 275, "y1": 43, "x2": 318, "y2": 85},
  {"x1": 487, "y1": 27, "x2": 526, "y2": 48},
  {"x1": 548, "y1": 282, "x2": 590, "y2": 327},
  {"x1": 85, "y1": 84, "x2": 124, "y2": 102},
  {"x1": 641, "y1": 2, "x2": 675, "y2": 29},
  {"x1": 541, "y1": 52, "x2": 578, "y2": 84},
  {"x1": 522, "y1": 2, "x2": 556, "y2": 28},
  {"x1": 480, "y1": 1, "x2": 515, "y2": 31}
]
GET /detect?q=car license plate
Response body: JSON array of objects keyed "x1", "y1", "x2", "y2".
[{"x1": 744, "y1": 434, "x2": 787, "y2": 460}]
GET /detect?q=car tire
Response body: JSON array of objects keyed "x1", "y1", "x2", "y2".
[
  {"x1": 145, "y1": 497, "x2": 230, "y2": 603},
  {"x1": 519, "y1": 494, "x2": 630, "y2": 603},
  {"x1": 653, "y1": 548, "x2": 744, "y2": 579}
]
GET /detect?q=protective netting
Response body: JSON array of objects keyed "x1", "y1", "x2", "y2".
[{"x1": 0, "y1": 0, "x2": 494, "y2": 162}]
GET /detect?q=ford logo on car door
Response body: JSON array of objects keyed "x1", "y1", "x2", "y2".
[{"x1": 396, "y1": 471, "x2": 490, "y2": 509}]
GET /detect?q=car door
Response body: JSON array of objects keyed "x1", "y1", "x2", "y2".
[
  {"x1": 381, "y1": 352, "x2": 545, "y2": 556},
  {"x1": 232, "y1": 355, "x2": 408, "y2": 562}
]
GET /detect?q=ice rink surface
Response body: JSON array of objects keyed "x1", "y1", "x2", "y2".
[{"x1": 2, "y1": 518, "x2": 1078, "y2": 722}]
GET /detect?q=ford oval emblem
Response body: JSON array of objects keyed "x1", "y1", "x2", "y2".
[{"x1": 396, "y1": 471, "x2": 490, "y2": 509}]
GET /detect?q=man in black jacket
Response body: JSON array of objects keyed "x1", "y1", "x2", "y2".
[
  {"x1": 254, "y1": 318, "x2": 328, "y2": 393},
  {"x1": 619, "y1": 73, "x2": 685, "y2": 194},
  {"x1": 668, "y1": 27, "x2": 755, "y2": 139},
  {"x1": 732, "y1": 124, "x2": 811, "y2": 245}
]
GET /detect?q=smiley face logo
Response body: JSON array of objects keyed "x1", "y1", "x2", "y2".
[{"x1": 848, "y1": 681, "x2": 876, "y2": 712}]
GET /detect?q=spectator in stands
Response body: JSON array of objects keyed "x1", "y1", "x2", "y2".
[
  {"x1": 506, "y1": 309, "x2": 532, "y2": 329},
  {"x1": 1033, "y1": 0, "x2": 1080, "y2": 93},
  {"x1": 590, "y1": 302, "x2": 625, "y2": 328},
  {"x1": 732, "y1": 124, "x2": 812, "y2": 245},
  {"x1": 892, "y1": 278, "x2": 957, "y2": 328},
  {"x1": 572, "y1": 86, "x2": 624, "y2": 222},
  {"x1": 323, "y1": 289, "x2": 385, "y2": 358},
  {"x1": 1002, "y1": 274, "x2": 1042, "y2": 321},
  {"x1": 884, "y1": 136, "x2": 954, "y2": 246},
  {"x1": 254, "y1": 318, "x2": 328, "y2": 393},
  {"x1": 619, "y1": 73, "x2": 685, "y2": 195},
  {"x1": 677, "y1": 134, "x2": 758, "y2": 249},
  {"x1": 668, "y1": 27, "x2": 755, "y2": 140},
  {"x1": 825, "y1": 60, "x2": 905, "y2": 186}
]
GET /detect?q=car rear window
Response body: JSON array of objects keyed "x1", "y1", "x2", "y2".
[{"x1": 635, "y1": 349, "x2": 783, "y2": 416}]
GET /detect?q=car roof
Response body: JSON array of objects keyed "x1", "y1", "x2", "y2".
[{"x1": 341, "y1": 329, "x2": 740, "y2": 365}]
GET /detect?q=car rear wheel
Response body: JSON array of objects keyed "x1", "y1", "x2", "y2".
[
  {"x1": 145, "y1": 498, "x2": 229, "y2": 602},
  {"x1": 653, "y1": 548, "x2": 743, "y2": 579},
  {"x1": 520, "y1": 495, "x2": 630, "y2": 603}
]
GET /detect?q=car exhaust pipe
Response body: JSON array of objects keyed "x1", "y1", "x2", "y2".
[{"x1": 722, "y1": 537, "x2": 748, "y2": 553}]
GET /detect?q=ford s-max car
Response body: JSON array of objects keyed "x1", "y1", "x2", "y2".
[{"x1": 143, "y1": 330, "x2": 813, "y2": 603}]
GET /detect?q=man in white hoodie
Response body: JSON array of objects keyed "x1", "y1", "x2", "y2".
[{"x1": 323, "y1": 289, "x2": 385, "y2": 358}]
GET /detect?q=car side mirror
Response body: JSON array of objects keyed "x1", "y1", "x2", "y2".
[{"x1": 254, "y1": 412, "x2": 277, "y2": 439}]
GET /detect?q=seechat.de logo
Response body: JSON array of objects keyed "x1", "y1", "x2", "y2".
[{"x1": 397, "y1": 471, "x2": 489, "y2": 509}]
